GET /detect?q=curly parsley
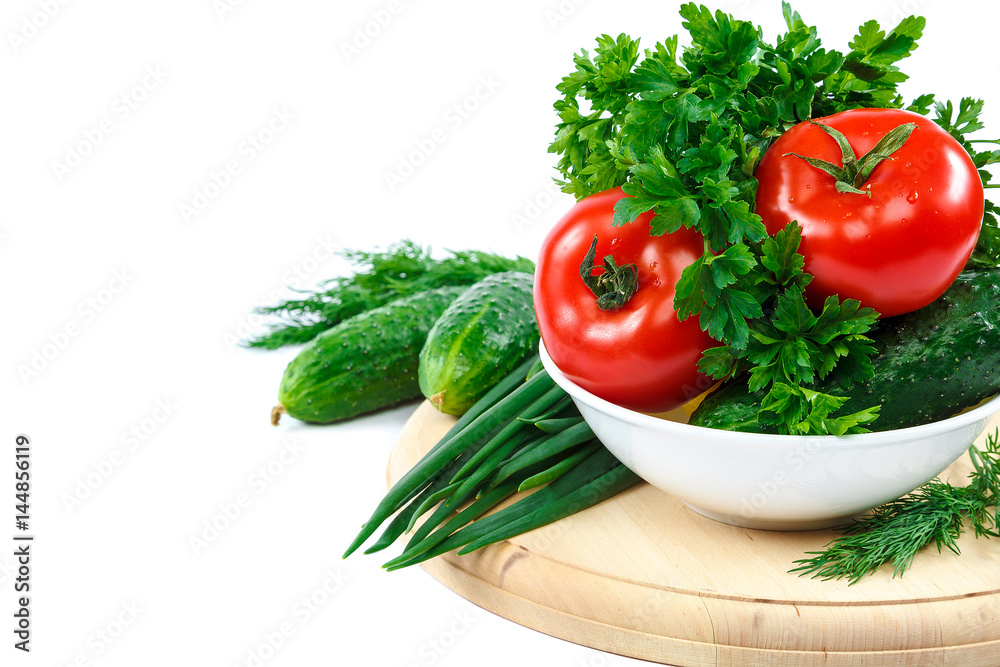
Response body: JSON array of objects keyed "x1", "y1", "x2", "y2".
[{"x1": 549, "y1": 2, "x2": 998, "y2": 435}]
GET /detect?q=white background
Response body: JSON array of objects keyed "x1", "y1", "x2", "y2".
[{"x1": 4, "y1": 1, "x2": 998, "y2": 666}]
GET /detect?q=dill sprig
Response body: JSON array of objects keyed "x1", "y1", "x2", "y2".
[
  {"x1": 791, "y1": 429, "x2": 1000, "y2": 584},
  {"x1": 244, "y1": 240, "x2": 535, "y2": 349}
]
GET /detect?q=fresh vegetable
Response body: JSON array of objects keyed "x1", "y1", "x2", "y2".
[
  {"x1": 271, "y1": 286, "x2": 465, "y2": 425},
  {"x1": 792, "y1": 430, "x2": 999, "y2": 584},
  {"x1": 754, "y1": 108, "x2": 984, "y2": 317},
  {"x1": 246, "y1": 240, "x2": 534, "y2": 349},
  {"x1": 419, "y1": 272, "x2": 539, "y2": 415},
  {"x1": 689, "y1": 270, "x2": 1000, "y2": 434},
  {"x1": 547, "y1": 3, "x2": 1000, "y2": 434},
  {"x1": 344, "y1": 355, "x2": 641, "y2": 567},
  {"x1": 269, "y1": 3, "x2": 1000, "y2": 585},
  {"x1": 533, "y1": 187, "x2": 716, "y2": 413}
]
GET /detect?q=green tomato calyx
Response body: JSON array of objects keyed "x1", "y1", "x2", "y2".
[
  {"x1": 579, "y1": 234, "x2": 639, "y2": 311},
  {"x1": 783, "y1": 120, "x2": 918, "y2": 198}
]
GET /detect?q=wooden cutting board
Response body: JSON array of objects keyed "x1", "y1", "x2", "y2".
[{"x1": 386, "y1": 401, "x2": 1000, "y2": 667}]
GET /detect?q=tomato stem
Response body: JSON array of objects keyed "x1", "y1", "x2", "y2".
[
  {"x1": 783, "y1": 120, "x2": 917, "y2": 198},
  {"x1": 579, "y1": 235, "x2": 639, "y2": 311}
]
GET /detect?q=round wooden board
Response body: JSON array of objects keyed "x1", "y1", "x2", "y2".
[{"x1": 386, "y1": 401, "x2": 1000, "y2": 667}]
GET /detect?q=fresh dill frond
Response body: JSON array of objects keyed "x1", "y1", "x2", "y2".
[
  {"x1": 791, "y1": 429, "x2": 1000, "y2": 584},
  {"x1": 243, "y1": 240, "x2": 534, "y2": 349}
]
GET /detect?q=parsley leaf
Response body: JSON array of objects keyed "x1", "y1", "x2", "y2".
[
  {"x1": 935, "y1": 97, "x2": 986, "y2": 139},
  {"x1": 764, "y1": 385, "x2": 881, "y2": 436},
  {"x1": 548, "y1": 34, "x2": 641, "y2": 199},
  {"x1": 928, "y1": 96, "x2": 1000, "y2": 269},
  {"x1": 843, "y1": 16, "x2": 923, "y2": 83},
  {"x1": 675, "y1": 243, "x2": 760, "y2": 349},
  {"x1": 758, "y1": 383, "x2": 879, "y2": 435},
  {"x1": 758, "y1": 221, "x2": 809, "y2": 288},
  {"x1": 615, "y1": 145, "x2": 700, "y2": 233},
  {"x1": 697, "y1": 222, "x2": 880, "y2": 433}
]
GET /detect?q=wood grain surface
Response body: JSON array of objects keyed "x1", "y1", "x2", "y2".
[{"x1": 386, "y1": 401, "x2": 1000, "y2": 667}]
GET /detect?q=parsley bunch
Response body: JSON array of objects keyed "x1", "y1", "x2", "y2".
[{"x1": 549, "y1": 2, "x2": 997, "y2": 434}]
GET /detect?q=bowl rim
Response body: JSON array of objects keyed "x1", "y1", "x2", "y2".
[{"x1": 538, "y1": 340, "x2": 1000, "y2": 448}]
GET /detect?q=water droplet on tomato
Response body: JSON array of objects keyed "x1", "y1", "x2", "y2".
[
  {"x1": 788, "y1": 196, "x2": 795, "y2": 203},
  {"x1": 805, "y1": 184, "x2": 811, "y2": 189},
  {"x1": 906, "y1": 191, "x2": 919, "y2": 204},
  {"x1": 901, "y1": 218, "x2": 907, "y2": 224},
  {"x1": 652, "y1": 276, "x2": 661, "y2": 287},
  {"x1": 649, "y1": 260, "x2": 658, "y2": 270}
]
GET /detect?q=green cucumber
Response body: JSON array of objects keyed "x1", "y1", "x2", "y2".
[
  {"x1": 690, "y1": 270, "x2": 1000, "y2": 433},
  {"x1": 419, "y1": 271, "x2": 539, "y2": 415},
  {"x1": 272, "y1": 286, "x2": 467, "y2": 425}
]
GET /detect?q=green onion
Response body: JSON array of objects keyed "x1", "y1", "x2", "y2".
[
  {"x1": 344, "y1": 347, "x2": 642, "y2": 570},
  {"x1": 343, "y1": 356, "x2": 548, "y2": 558}
]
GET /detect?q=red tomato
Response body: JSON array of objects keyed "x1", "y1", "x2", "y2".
[
  {"x1": 534, "y1": 187, "x2": 716, "y2": 413},
  {"x1": 755, "y1": 108, "x2": 984, "y2": 317}
]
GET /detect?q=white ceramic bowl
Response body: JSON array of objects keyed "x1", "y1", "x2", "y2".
[{"x1": 539, "y1": 342, "x2": 1000, "y2": 530}]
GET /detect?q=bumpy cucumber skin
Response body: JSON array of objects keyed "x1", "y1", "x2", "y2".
[
  {"x1": 277, "y1": 286, "x2": 467, "y2": 424},
  {"x1": 419, "y1": 271, "x2": 539, "y2": 415},
  {"x1": 690, "y1": 271, "x2": 1000, "y2": 433}
]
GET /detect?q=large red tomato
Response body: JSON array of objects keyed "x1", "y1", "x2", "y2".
[
  {"x1": 534, "y1": 187, "x2": 716, "y2": 413},
  {"x1": 754, "y1": 108, "x2": 984, "y2": 317}
]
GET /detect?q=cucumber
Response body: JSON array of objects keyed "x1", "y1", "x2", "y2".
[
  {"x1": 419, "y1": 271, "x2": 539, "y2": 416},
  {"x1": 689, "y1": 270, "x2": 1000, "y2": 433},
  {"x1": 272, "y1": 286, "x2": 467, "y2": 425}
]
